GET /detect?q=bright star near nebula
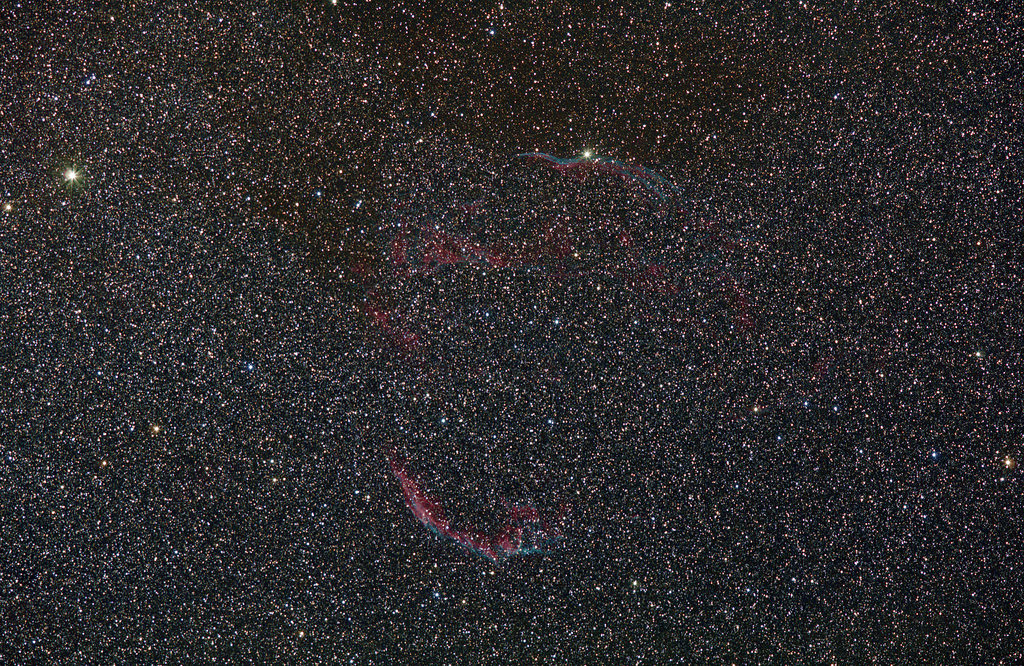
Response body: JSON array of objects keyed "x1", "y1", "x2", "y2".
[{"x1": 3, "y1": 2, "x2": 1016, "y2": 663}]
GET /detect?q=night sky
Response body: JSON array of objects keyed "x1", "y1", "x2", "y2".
[{"x1": 2, "y1": 1, "x2": 1022, "y2": 663}]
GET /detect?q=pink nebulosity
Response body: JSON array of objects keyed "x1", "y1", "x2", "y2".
[
  {"x1": 366, "y1": 152, "x2": 756, "y2": 346},
  {"x1": 370, "y1": 150, "x2": 761, "y2": 555},
  {"x1": 388, "y1": 456, "x2": 565, "y2": 563},
  {"x1": 362, "y1": 298, "x2": 420, "y2": 352},
  {"x1": 389, "y1": 456, "x2": 452, "y2": 533}
]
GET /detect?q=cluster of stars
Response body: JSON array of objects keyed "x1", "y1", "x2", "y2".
[{"x1": 1, "y1": 0, "x2": 1018, "y2": 663}]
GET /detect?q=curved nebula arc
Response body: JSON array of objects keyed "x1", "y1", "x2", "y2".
[
  {"x1": 364, "y1": 148, "x2": 758, "y2": 562},
  {"x1": 389, "y1": 456, "x2": 566, "y2": 563}
]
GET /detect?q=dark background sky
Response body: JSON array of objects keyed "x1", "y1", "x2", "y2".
[{"x1": 2, "y1": 0, "x2": 1022, "y2": 663}]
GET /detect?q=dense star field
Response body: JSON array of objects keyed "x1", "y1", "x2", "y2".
[{"x1": 2, "y1": 1, "x2": 1021, "y2": 663}]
